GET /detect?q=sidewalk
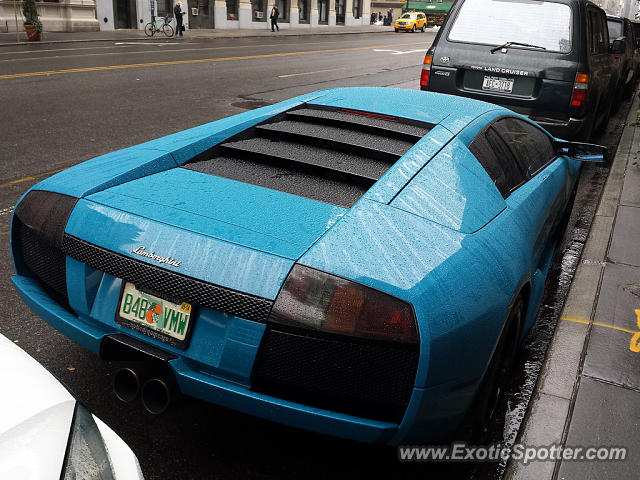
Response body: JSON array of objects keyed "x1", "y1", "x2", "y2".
[
  {"x1": 0, "y1": 24, "x2": 406, "y2": 47},
  {"x1": 506, "y1": 95, "x2": 640, "y2": 479}
]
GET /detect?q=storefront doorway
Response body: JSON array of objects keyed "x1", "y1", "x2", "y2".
[
  {"x1": 113, "y1": 0, "x2": 137, "y2": 29},
  {"x1": 318, "y1": 0, "x2": 328, "y2": 23},
  {"x1": 335, "y1": 0, "x2": 345, "y2": 24}
]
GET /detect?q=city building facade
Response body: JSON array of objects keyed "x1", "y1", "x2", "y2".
[
  {"x1": 96, "y1": 0, "x2": 372, "y2": 31},
  {"x1": 0, "y1": 0, "x2": 98, "y2": 32}
]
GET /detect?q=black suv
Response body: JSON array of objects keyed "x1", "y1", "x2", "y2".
[
  {"x1": 607, "y1": 16, "x2": 639, "y2": 101},
  {"x1": 420, "y1": 0, "x2": 621, "y2": 141}
]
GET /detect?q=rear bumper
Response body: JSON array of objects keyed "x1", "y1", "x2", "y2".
[
  {"x1": 11, "y1": 274, "x2": 410, "y2": 444},
  {"x1": 395, "y1": 24, "x2": 415, "y2": 30}
]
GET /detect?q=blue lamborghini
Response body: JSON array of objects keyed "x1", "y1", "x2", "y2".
[{"x1": 10, "y1": 88, "x2": 605, "y2": 444}]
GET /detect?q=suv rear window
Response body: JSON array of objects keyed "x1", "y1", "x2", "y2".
[
  {"x1": 607, "y1": 19, "x2": 623, "y2": 40},
  {"x1": 448, "y1": 0, "x2": 573, "y2": 53}
]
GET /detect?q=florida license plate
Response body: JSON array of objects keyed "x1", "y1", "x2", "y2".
[
  {"x1": 482, "y1": 76, "x2": 514, "y2": 93},
  {"x1": 117, "y1": 282, "x2": 193, "y2": 347}
]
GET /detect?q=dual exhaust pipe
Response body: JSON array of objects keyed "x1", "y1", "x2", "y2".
[{"x1": 113, "y1": 367, "x2": 175, "y2": 414}]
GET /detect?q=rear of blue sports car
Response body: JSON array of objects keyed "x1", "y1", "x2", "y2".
[{"x1": 10, "y1": 88, "x2": 563, "y2": 444}]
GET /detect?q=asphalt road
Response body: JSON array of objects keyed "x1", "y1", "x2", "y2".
[{"x1": 0, "y1": 32, "x2": 630, "y2": 480}]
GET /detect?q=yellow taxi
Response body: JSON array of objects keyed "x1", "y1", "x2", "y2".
[{"x1": 394, "y1": 11, "x2": 427, "y2": 32}]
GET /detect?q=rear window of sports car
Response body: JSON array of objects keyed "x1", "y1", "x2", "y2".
[{"x1": 448, "y1": 0, "x2": 573, "y2": 53}]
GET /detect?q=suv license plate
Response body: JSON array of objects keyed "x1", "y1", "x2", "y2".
[
  {"x1": 482, "y1": 76, "x2": 514, "y2": 93},
  {"x1": 117, "y1": 282, "x2": 193, "y2": 346}
]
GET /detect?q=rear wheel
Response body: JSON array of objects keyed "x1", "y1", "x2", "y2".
[
  {"x1": 395, "y1": 28, "x2": 399, "y2": 32},
  {"x1": 411, "y1": 24, "x2": 416, "y2": 32},
  {"x1": 144, "y1": 23, "x2": 154, "y2": 37},
  {"x1": 421, "y1": 25, "x2": 425, "y2": 32},
  {"x1": 463, "y1": 295, "x2": 523, "y2": 442},
  {"x1": 162, "y1": 24, "x2": 174, "y2": 37}
]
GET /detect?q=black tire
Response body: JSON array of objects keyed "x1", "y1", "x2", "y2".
[
  {"x1": 421, "y1": 26, "x2": 425, "y2": 32},
  {"x1": 462, "y1": 296, "x2": 523, "y2": 442},
  {"x1": 144, "y1": 23, "x2": 154, "y2": 37},
  {"x1": 163, "y1": 24, "x2": 174, "y2": 37},
  {"x1": 411, "y1": 24, "x2": 416, "y2": 32},
  {"x1": 395, "y1": 28, "x2": 399, "y2": 32}
]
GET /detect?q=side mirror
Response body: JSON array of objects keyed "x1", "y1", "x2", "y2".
[
  {"x1": 554, "y1": 140, "x2": 608, "y2": 162},
  {"x1": 612, "y1": 37, "x2": 626, "y2": 54}
]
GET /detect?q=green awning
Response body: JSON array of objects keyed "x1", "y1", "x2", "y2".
[{"x1": 402, "y1": 2, "x2": 453, "y2": 14}]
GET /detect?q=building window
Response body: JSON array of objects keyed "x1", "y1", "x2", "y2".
[
  {"x1": 336, "y1": 0, "x2": 345, "y2": 23},
  {"x1": 252, "y1": 0, "x2": 267, "y2": 21},
  {"x1": 276, "y1": 0, "x2": 289, "y2": 20},
  {"x1": 156, "y1": 0, "x2": 172, "y2": 17},
  {"x1": 227, "y1": 0, "x2": 238, "y2": 19},
  {"x1": 299, "y1": 0, "x2": 309, "y2": 22},
  {"x1": 353, "y1": 0, "x2": 361, "y2": 18},
  {"x1": 318, "y1": 0, "x2": 328, "y2": 23}
]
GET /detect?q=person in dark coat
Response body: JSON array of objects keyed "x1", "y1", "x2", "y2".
[
  {"x1": 270, "y1": 4, "x2": 280, "y2": 32},
  {"x1": 174, "y1": 1, "x2": 184, "y2": 36}
]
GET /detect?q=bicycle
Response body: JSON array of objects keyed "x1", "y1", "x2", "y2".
[{"x1": 144, "y1": 16, "x2": 174, "y2": 37}]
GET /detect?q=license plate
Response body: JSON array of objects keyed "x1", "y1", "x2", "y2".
[
  {"x1": 482, "y1": 76, "x2": 514, "y2": 93},
  {"x1": 116, "y1": 282, "x2": 193, "y2": 347}
]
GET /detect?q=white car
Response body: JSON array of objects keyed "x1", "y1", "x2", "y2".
[{"x1": 0, "y1": 334, "x2": 144, "y2": 479}]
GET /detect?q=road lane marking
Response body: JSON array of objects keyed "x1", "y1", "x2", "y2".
[
  {"x1": 114, "y1": 42, "x2": 176, "y2": 45},
  {"x1": 0, "y1": 42, "x2": 423, "y2": 80},
  {"x1": 278, "y1": 67, "x2": 346, "y2": 78},
  {"x1": 0, "y1": 39, "x2": 358, "y2": 56},
  {"x1": 0, "y1": 167, "x2": 67, "y2": 188},
  {"x1": 373, "y1": 48, "x2": 428, "y2": 55}
]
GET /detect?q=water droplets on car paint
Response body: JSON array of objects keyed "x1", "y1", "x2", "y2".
[{"x1": 471, "y1": 161, "x2": 609, "y2": 478}]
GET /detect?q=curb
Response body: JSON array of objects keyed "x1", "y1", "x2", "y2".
[{"x1": 504, "y1": 94, "x2": 640, "y2": 480}]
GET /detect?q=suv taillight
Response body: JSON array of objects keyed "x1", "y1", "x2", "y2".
[
  {"x1": 420, "y1": 54, "x2": 432, "y2": 89},
  {"x1": 570, "y1": 72, "x2": 589, "y2": 108}
]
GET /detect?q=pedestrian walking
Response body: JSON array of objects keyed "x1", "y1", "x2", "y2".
[
  {"x1": 174, "y1": 1, "x2": 185, "y2": 37},
  {"x1": 270, "y1": 4, "x2": 280, "y2": 32}
]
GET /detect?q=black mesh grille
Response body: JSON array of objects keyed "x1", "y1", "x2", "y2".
[
  {"x1": 61, "y1": 234, "x2": 273, "y2": 323},
  {"x1": 252, "y1": 328, "x2": 419, "y2": 423},
  {"x1": 15, "y1": 219, "x2": 68, "y2": 302}
]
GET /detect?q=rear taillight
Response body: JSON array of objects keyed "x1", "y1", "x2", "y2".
[
  {"x1": 420, "y1": 54, "x2": 432, "y2": 89},
  {"x1": 269, "y1": 264, "x2": 418, "y2": 343},
  {"x1": 570, "y1": 72, "x2": 589, "y2": 108},
  {"x1": 14, "y1": 190, "x2": 78, "y2": 248}
]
